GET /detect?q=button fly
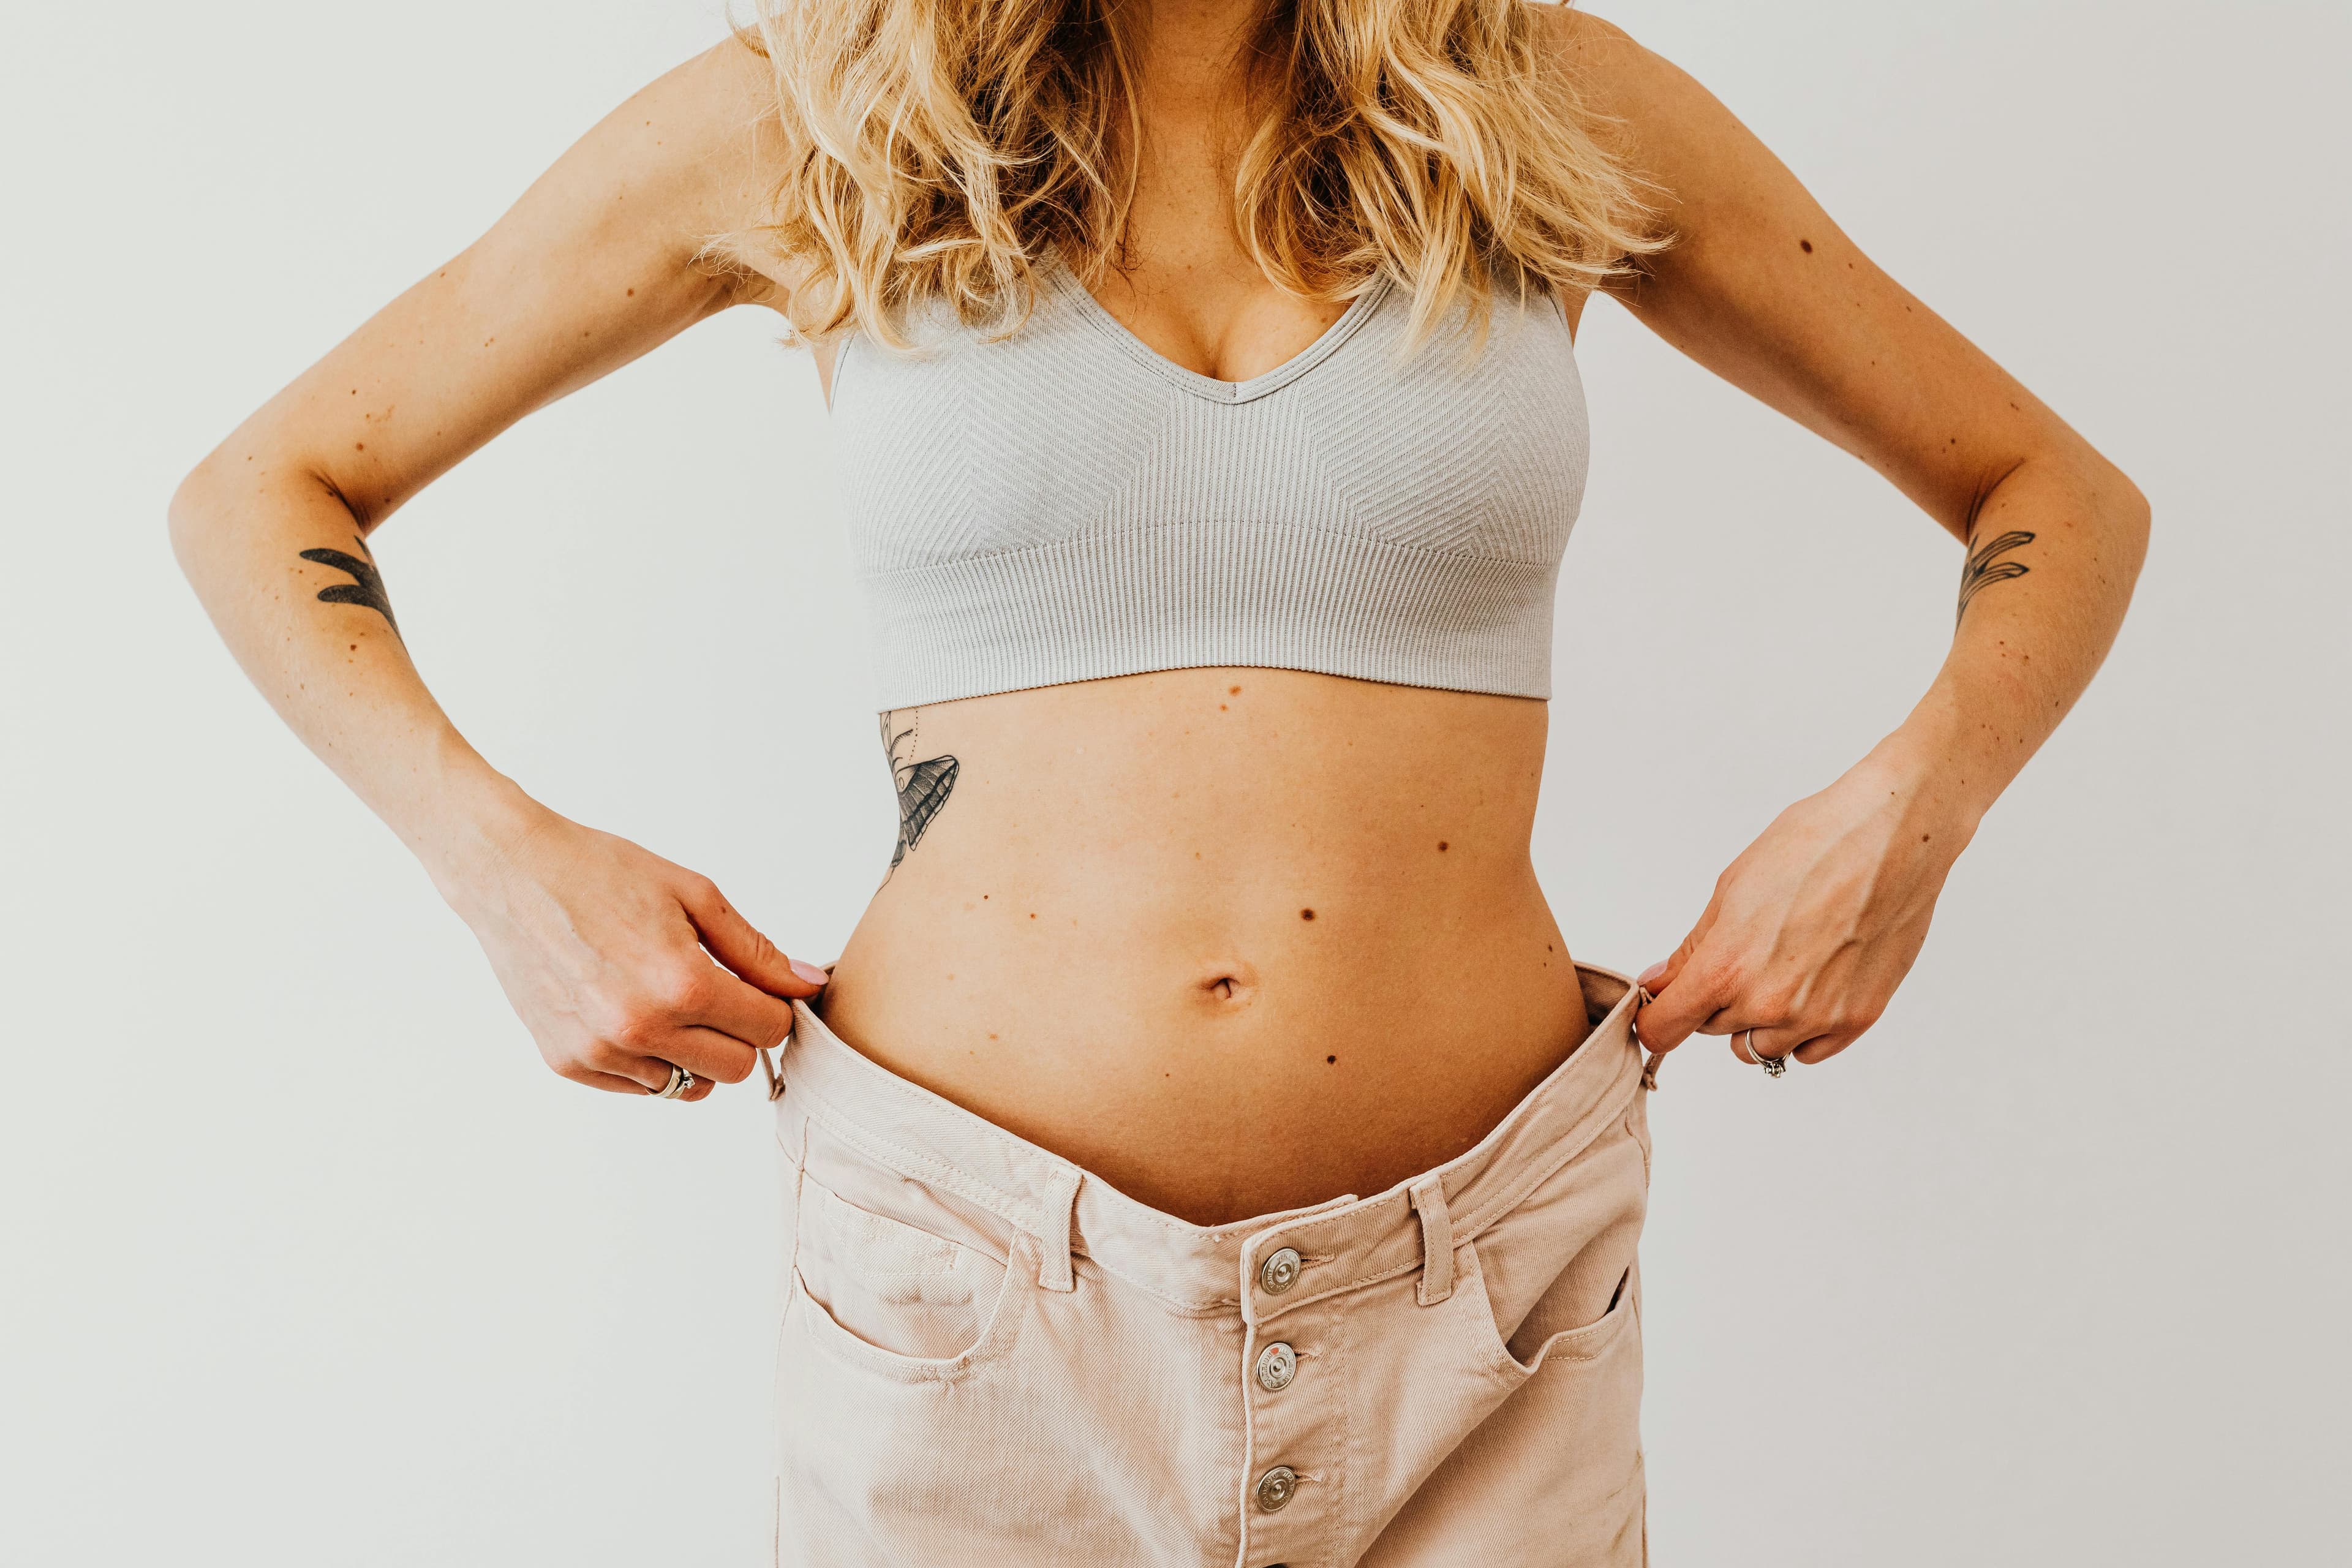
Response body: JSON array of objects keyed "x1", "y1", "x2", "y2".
[
  {"x1": 1255, "y1": 1465, "x2": 1298, "y2": 1512},
  {"x1": 1255, "y1": 1341, "x2": 1297, "y2": 1392},
  {"x1": 1259, "y1": 1246, "x2": 1302, "y2": 1294}
]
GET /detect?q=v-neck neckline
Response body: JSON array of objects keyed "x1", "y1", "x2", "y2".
[{"x1": 1044, "y1": 249, "x2": 1390, "y2": 406}]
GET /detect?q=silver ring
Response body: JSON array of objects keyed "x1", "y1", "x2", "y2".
[
  {"x1": 654, "y1": 1062, "x2": 693, "y2": 1099},
  {"x1": 1749, "y1": 1031, "x2": 1789, "y2": 1078}
]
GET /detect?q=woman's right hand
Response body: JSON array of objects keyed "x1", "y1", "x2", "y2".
[
  {"x1": 438, "y1": 804, "x2": 829, "y2": 1100},
  {"x1": 162, "y1": 43, "x2": 823, "y2": 1102}
]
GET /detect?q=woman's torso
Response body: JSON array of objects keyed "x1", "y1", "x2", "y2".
[{"x1": 809, "y1": 250, "x2": 1599, "y2": 1228}]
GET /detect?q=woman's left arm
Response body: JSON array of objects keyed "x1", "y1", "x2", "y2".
[{"x1": 1554, "y1": 13, "x2": 2151, "y2": 1065}]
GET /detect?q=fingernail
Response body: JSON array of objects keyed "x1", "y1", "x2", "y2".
[
  {"x1": 1637, "y1": 960, "x2": 1668, "y2": 986},
  {"x1": 790, "y1": 958, "x2": 829, "y2": 986}
]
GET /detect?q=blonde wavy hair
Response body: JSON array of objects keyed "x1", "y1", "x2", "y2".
[{"x1": 709, "y1": 0, "x2": 1662, "y2": 352}]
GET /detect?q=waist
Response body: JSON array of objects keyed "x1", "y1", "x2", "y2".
[{"x1": 778, "y1": 962, "x2": 1650, "y2": 1305}]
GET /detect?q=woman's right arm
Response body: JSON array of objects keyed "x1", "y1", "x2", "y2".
[{"x1": 167, "y1": 42, "x2": 829, "y2": 1099}]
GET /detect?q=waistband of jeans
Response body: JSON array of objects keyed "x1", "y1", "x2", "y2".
[{"x1": 774, "y1": 963, "x2": 1651, "y2": 1326}]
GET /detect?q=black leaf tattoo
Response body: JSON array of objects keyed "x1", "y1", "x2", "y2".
[
  {"x1": 298, "y1": 536, "x2": 401, "y2": 638},
  {"x1": 880, "y1": 710, "x2": 959, "y2": 876},
  {"x1": 1957, "y1": 529, "x2": 2034, "y2": 625}
]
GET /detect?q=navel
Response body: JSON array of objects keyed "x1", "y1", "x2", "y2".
[{"x1": 1194, "y1": 960, "x2": 1262, "y2": 1007}]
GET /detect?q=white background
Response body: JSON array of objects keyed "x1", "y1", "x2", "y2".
[{"x1": 4, "y1": 1, "x2": 2345, "y2": 1562}]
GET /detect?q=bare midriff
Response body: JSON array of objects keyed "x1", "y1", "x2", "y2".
[{"x1": 815, "y1": 666, "x2": 1593, "y2": 1227}]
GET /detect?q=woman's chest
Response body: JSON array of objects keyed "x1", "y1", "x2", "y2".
[{"x1": 828, "y1": 273, "x2": 1593, "y2": 575}]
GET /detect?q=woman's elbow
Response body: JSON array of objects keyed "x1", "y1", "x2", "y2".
[
  {"x1": 2096, "y1": 456, "x2": 2153, "y2": 582},
  {"x1": 166, "y1": 460, "x2": 225, "y2": 584}
]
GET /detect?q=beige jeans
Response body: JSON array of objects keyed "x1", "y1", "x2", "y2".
[{"x1": 769, "y1": 964, "x2": 1655, "y2": 1567}]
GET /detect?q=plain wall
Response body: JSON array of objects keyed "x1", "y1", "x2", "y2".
[{"x1": 2, "y1": 1, "x2": 2345, "y2": 1562}]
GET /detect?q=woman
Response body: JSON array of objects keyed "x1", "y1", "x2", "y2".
[{"x1": 169, "y1": 0, "x2": 2146, "y2": 1561}]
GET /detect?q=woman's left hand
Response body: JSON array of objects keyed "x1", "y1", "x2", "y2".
[{"x1": 1633, "y1": 747, "x2": 1978, "y2": 1069}]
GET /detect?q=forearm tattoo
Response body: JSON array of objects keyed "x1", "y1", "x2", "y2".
[
  {"x1": 298, "y1": 535, "x2": 401, "y2": 639},
  {"x1": 880, "y1": 709, "x2": 959, "y2": 876},
  {"x1": 1956, "y1": 529, "x2": 2034, "y2": 625}
]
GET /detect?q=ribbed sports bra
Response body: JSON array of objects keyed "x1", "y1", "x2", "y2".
[{"x1": 828, "y1": 251, "x2": 1590, "y2": 709}]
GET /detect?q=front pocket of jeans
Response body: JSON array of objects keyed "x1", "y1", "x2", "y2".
[
  {"x1": 790, "y1": 1174, "x2": 1022, "y2": 1376},
  {"x1": 1468, "y1": 1222, "x2": 1637, "y2": 1382},
  {"x1": 1459, "y1": 1245, "x2": 1646, "y2": 1514},
  {"x1": 1500, "y1": 1261, "x2": 1635, "y2": 1376}
]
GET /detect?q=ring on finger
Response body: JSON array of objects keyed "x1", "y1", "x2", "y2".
[
  {"x1": 1741, "y1": 1030, "x2": 1789, "y2": 1079},
  {"x1": 653, "y1": 1061, "x2": 695, "y2": 1100}
]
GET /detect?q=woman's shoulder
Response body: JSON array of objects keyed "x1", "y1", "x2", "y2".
[
  {"x1": 1525, "y1": 6, "x2": 1684, "y2": 126},
  {"x1": 570, "y1": 37, "x2": 804, "y2": 308},
  {"x1": 1526, "y1": 2, "x2": 1641, "y2": 59},
  {"x1": 1523, "y1": 7, "x2": 1765, "y2": 220}
]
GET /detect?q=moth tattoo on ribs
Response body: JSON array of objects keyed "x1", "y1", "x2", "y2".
[
  {"x1": 880, "y1": 710, "x2": 959, "y2": 878},
  {"x1": 298, "y1": 535, "x2": 401, "y2": 638},
  {"x1": 1956, "y1": 529, "x2": 2034, "y2": 626}
]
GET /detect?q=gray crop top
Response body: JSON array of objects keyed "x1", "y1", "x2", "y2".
[{"x1": 828, "y1": 250, "x2": 1589, "y2": 708}]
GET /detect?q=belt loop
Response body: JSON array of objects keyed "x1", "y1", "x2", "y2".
[
  {"x1": 1409, "y1": 1175, "x2": 1453, "y2": 1306},
  {"x1": 772, "y1": 963, "x2": 837, "y2": 1106},
  {"x1": 1035, "y1": 1168, "x2": 1082, "y2": 1292},
  {"x1": 763, "y1": 1003, "x2": 801, "y2": 1103},
  {"x1": 1634, "y1": 984, "x2": 1665, "y2": 1092}
]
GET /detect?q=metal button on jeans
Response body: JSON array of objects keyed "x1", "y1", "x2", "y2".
[
  {"x1": 1259, "y1": 1246, "x2": 1303, "y2": 1294},
  {"x1": 1255, "y1": 1465, "x2": 1298, "y2": 1512},
  {"x1": 1255, "y1": 1340, "x2": 1297, "y2": 1392}
]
